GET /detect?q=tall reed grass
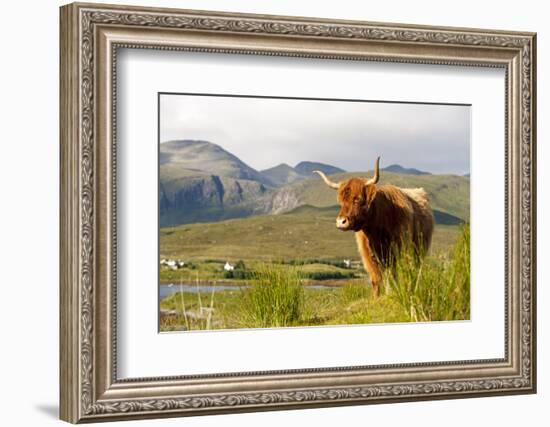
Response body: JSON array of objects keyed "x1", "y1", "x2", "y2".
[
  {"x1": 159, "y1": 273, "x2": 216, "y2": 331},
  {"x1": 239, "y1": 264, "x2": 305, "y2": 328},
  {"x1": 384, "y1": 224, "x2": 470, "y2": 322}
]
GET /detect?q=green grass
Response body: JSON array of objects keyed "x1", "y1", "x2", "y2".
[
  {"x1": 159, "y1": 280, "x2": 408, "y2": 332},
  {"x1": 159, "y1": 258, "x2": 360, "y2": 283},
  {"x1": 239, "y1": 265, "x2": 305, "y2": 328},
  {"x1": 159, "y1": 223, "x2": 471, "y2": 332},
  {"x1": 159, "y1": 208, "x2": 470, "y2": 332},
  {"x1": 341, "y1": 282, "x2": 370, "y2": 302},
  {"x1": 160, "y1": 205, "x2": 461, "y2": 263},
  {"x1": 160, "y1": 289, "x2": 241, "y2": 331},
  {"x1": 383, "y1": 224, "x2": 470, "y2": 322}
]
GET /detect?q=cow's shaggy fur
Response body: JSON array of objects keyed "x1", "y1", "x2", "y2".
[{"x1": 315, "y1": 161, "x2": 434, "y2": 297}]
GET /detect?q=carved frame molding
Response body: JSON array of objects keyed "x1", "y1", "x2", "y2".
[{"x1": 60, "y1": 2, "x2": 536, "y2": 423}]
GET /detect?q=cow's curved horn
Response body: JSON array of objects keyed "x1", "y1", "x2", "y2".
[
  {"x1": 365, "y1": 157, "x2": 380, "y2": 186},
  {"x1": 313, "y1": 170, "x2": 340, "y2": 189}
]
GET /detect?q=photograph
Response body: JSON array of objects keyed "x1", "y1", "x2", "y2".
[{"x1": 158, "y1": 93, "x2": 471, "y2": 332}]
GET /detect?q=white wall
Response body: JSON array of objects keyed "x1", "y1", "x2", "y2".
[{"x1": 0, "y1": 1, "x2": 545, "y2": 426}]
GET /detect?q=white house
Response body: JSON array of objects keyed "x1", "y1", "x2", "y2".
[
  {"x1": 343, "y1": 259, "x2": 352, "y2": 268},
  {"x1": 224, "y1": 262, "x2": 235, "y2": 271},
  {"x1": 161, "y1": 258, "x2": 186, "y2": 271}
]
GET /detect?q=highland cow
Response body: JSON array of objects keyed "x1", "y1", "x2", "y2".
[{"x1": 314, "y1": 157, "x2": 434, "y2": 297}]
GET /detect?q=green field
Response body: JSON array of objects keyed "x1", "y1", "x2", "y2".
[
  {"x1": 160, "y1": 225, "x2": 469, "y2": 331},
  {"x1": 160, "y1": 205, "x2": 460, "y2": 264},
  {"x1": 160, "y1": 280, "x2": 408, "y2": 331},
  {"x1": 159, "y1": 205, "x2": 469, "y2": 331}
]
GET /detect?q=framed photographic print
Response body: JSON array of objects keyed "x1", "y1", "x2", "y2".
[{"x1": 59, "y1": 2, "x2": 537, "y2": 423}]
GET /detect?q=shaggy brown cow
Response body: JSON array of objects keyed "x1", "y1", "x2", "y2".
[{"x1": 314, "y1": 157, "x2": 434, "y2": 297}]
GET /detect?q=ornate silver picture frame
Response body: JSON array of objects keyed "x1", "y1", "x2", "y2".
[{"x1": 60, "y1": 2, "x2": 536, "y2": 423}]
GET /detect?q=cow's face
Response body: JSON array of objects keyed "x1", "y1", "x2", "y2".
[
  {"x1": 335, "y1": 179, "x2": 376, "y2": 231},
  {"x1": 313, "y1": 157, "x2": 381, "y2": 232}
]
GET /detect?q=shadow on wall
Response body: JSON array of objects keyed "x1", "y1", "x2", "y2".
[{"x1": 34, "y1": 404, "x2": 58, "y2": 419}]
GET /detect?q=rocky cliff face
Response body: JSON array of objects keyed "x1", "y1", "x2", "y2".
[
  {"x1": 255, "y1": 186, "x2": 301, "y2": 215},
  {"x1": 160, "y1": 174, "x2": 268, "y2": 226},
  {"x1": 161, "y1": 175, "x2": 224, "y2": 212},
  {"x1": 159, "y1": 139, "x2": 350, "y2": 226}
]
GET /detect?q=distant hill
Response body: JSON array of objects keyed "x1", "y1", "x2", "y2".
[
  {"x1": 280, "y1": 170, "x2": 469, "y2": 222},
  {"x1": 160, "y1": 140, "x2": 272, "y2": 185},
  {"x1": 382, "y1": 164, "x2": 431, "y2": 175},
  {"x1": 261, "y1": 161, "x2": 345, "y2": 186},
  {"x1": 159, "y1": 140, "x2": 469, "y2": 226},
  {"x1": 295, "y1": 161, "x2": 345, "y2": 176},
  {"x1": 260, "y1": 163, "x2": 305, "y2": 186}
]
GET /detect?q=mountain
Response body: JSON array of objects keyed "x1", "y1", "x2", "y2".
[
  {"x1": 260, "y1": 161, "x2": 345, "y2": 186},
  {"x1": 260, "y1": 163, "x2": 304, "y2": 186},
  {"x1": 382, "y1": 164, "x2": 430, "y2": 175},
  {"x1": 159, "y1": 140, "x2": 350, "y2": 226},
  {"x1": 294, "y1": 161, "x2": 345, "y2": 176},
  {"x1": 159, "y1": 140, "x2": 469, "y2": 226},
  {"x1": 160, "y1": 140, "x2": 272, "y2": 226},
  {"x1": 160, "y1": 174, "x2": 268, "y2": 226},
  {"x1": 160, "y1": 140, "x2": 273, "y2": 186}
]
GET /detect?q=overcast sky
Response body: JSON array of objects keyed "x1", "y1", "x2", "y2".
[{"x1": 160, "y1": 94, "x2": 470, "y2": 175}]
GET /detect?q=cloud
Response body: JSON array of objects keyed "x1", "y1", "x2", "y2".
[{"x1": 160, "y1": 94, "x2": 470, "y2": 175}]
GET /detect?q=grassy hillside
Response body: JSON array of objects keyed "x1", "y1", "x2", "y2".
[
  {"x1": 160, "y1": 204, "x2": 461, "y2": 262},
  {"x1": 287, "y1": 170, "x2": 470, "y2": 221}
]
